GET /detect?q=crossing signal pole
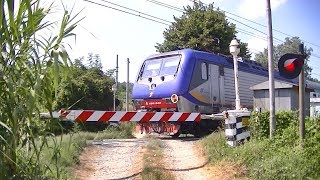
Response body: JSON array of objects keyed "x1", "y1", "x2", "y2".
[
  {"x1": 299, "y1": 44, "x2": 305, "y2": 141},
  {"x1": 278, "y1": 44, "x2": 306, "y2": 143}
]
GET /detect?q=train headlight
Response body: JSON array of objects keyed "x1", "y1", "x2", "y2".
[{"x1": 170, "y1": 94, "x2": 179, "y2": 103}]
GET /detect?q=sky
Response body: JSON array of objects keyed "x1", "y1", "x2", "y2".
[{"x1": 46, "y1": 0, "x2": 320, "y2": 82}]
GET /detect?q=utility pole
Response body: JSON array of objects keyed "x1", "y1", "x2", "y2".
[
  {"x1": 299, "y1": 43, "x2": 305, "y2": 140},
  {"x1": 266, "y1": 0, "x2": 276, "y2": 138},
  {"x1": 126, "y1": 58, "x2": 130, "y2": 111},
  {"x1": 113, "y1": 55, "x2": 119, "y2": 111},
  {"x1": 116, "y1": 55, "x2": 119, "y2": 88}
]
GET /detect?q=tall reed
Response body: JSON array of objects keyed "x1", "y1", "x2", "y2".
[{"x1": 0, "y1": 0, "x2": 80, "y2": 178}]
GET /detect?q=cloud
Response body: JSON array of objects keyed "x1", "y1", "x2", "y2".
[
  {"x1": 237, "y1": 0, "x2": 287, "y2": 19},
  {"x1": 247, "y1": 37, "x2": 267, "y2": 58}
]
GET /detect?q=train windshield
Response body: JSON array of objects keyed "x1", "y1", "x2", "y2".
[{"x1": 140, "y1": 55, "x2": 181, "y2": 78}]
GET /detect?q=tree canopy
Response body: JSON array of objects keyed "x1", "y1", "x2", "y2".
[
  {"x1": 55, "y1": 54, "x2": 134, "y2": 111},
  {"x1": 55, "y1": 54, "x2": 115, "y2": 110},
  {"x1": 155, "y1": 2, "x2": 251, "y2": 59},
  {"x1": 255, "y1": 37, "x2": 316, "y2": 81}
]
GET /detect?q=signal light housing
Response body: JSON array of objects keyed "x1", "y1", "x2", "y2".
[
  {"x1": 278, "y1": 53, "x2": 305, "y2": 79},
  {"x1": 170, "y1": 94, "x2": 179, "y2": 103}
]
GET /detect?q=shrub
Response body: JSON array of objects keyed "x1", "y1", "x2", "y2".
[
  {"x1": 202, "y1": 111, "x2": 320, "y2": 179},
  {"x1": 250, "y1": 111, "x2": 298, "y2": 139},
  {"x1": 0, "y1": 1, "x2": 79, "y2": 178}
]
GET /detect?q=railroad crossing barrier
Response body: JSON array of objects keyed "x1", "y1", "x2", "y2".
[
  {"x1": 40, "y1": 110, "x2": 201, "y2": 122},
  {"x1": 224, "y1": 109, "x2": 251, "y2": 147}
]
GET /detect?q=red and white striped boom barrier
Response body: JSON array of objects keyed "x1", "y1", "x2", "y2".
[{"x1": 40, "y1": 110, "x2": 201, "y2": 122}]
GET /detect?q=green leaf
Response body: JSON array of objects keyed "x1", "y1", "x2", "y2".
[{"x1": 0, "y1": 121, "x2": 12, "y2": 134}]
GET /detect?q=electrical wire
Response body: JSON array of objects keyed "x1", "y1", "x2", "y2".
[
  {"x1": 146, "y1": 0, "x2": 320, "y2": 60},
  {"x1": 83, "y1": 0, "x2": 170, "y2": 26},
  {"x1": 187, "y1": 0, "x2": 320, "y2": 49},
  {"x1": 146, "y1": 0, "x2": 184, "y2": 12},
  {"x1": 100, "y1": 0, "x2": 172, "y2": 24},
  {"x1": 84, "y1": 0, "x2": 320, "y2": 60}
]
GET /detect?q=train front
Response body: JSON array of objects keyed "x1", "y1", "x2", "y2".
[{"x1": 131, "y1": 49, "x2": 195, "y2": 136}]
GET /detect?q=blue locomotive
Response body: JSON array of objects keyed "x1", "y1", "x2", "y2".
[{"x1": 132, "y1": 49, "x2": 295, "y2": 136}]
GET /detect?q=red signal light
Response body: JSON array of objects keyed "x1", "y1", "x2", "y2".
[
  {"x1": 284, "y1": 59, "x2": 296, "y2": 72},
  {"x1": 278, "y1": 53, "x2": 305, "y2": 79},
  {"x1": 284, "y1": 63, "x2": 295, "y2": 71}
]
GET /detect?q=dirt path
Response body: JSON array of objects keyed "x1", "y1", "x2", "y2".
[
  {"x1": 161, "y1": 138, "x2": 211, "y2": 180},
  {"x1": 72, "y1": 136, "x2": 240, "y2": 180},
  {"x1": 72, "y1": 139, "x2": 147, "y2": 180}
]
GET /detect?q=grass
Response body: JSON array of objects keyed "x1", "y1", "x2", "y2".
[
  {"x1": 141, "y1": 138, "x2": 175, "y2": 180},
  {"x1": 35, "y1": 122, "x2": 135, "y2": 179},
  {"x1": 201, "y1": 130, "x2": 320, "y2": 179}
]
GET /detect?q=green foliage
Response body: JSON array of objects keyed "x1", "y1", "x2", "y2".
[
  {"x1": 250, "y1": 111, "x2": 298, "y2": 139},
  {"x1": 202, "y1": 112, "x2": 320, "y2": 179},
  {"x1": 93, "y1": 122, "x2": 135, "y2": 139},
  {"x1": 35, "y1": 124, "x2": 135, "y2": 179},
  {"x1": 0, "y1": 0, "x2": 80, "y2": 178},
  {"x1": 116, "y1": 82, "x2": 134, "y2": 110},
  {"x1": 155, "y1": 2, "x2": 251, "y2": 59},
  {"x1": 55, "y1": 55, "x2": 115, "y2": 110},
  {"x1": 46, "y1": 118, "x2": 75, "y2": 135},
  {"x1": 73, "y1": 122, "x2": 109, "y2": 132},
  {"x1": 255, "y1": 37, "x2": 316, "y2": 80},
  {"x1": 87, "y1": 53, "x2": 103, "y2": 70}
]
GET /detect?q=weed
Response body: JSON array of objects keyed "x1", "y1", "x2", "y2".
[
  {"x1": 33, "y1": 123, "x2": 135, "y2": 179},
  {"x1": 141, "y1": 139, "x2": 174, "y2": 180},
  {"x1": 201, "y1": 111, "x2": 320, "y2": 179}
]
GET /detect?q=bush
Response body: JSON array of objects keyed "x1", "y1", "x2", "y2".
[
  {"x1": 73, "y1": 121, "x2": 109, "y2": 132},
  {"x1": 250, "y1": 111, "x2": 298, "y2": 139},
  {"x1": 26, "y1": 122, "x2": 136, "y2": 179},
  {"x1": 201, "y1": 111, "x2": 320, "y2": 179}
]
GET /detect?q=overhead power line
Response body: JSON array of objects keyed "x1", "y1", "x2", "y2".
[
  {"x1": 187, "y1": 0, "x2": 320, "y2": 49},
  {"x1": 146, "y1": 0, "x2": 184, "y2": 12},
  {"x1": 100, "y1": 0, "x2": 172, "y2": 24},
  {"x1": 146, "y1": 0, "x2": 320, "y2": 59},
  {"x1": 83, "y1": 0, "x2": 170, "y2": 26},
  {"x1": 147, "y1": 0, "x2": 284, "y2": 44},
  {"x1": 84, "y1": 0, "x2": 320, "y2": 60}
]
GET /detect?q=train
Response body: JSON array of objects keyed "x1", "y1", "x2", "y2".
[{"x1": 131, "y1": 49, "x2": 296, "y2": 137}]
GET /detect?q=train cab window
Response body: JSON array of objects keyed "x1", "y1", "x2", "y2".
[
  {"x1": 160, "y1": 56, "x2": 181, "y2": 76},
  {"x1": 201, "y1": 62, "x2": 208, "y2": 80},
  {"x1": 139, "y1": 55, "x2": 181, "y2": 79},
  {"x1": 141, "y1": 59, "x2": 162, "y2": 78}
]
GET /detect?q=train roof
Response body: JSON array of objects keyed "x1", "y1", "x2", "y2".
[
  {"x1": 145, "y1": 49, "x2": 295, "y2": 83},
  {"x1": 146, "y1": 49, "x2": 264, "y2": 68}
]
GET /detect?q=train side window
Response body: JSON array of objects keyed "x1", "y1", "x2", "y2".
[
  {"x1": 201, "y1": 62, "x2": 208, "y2": 80},
  {"x1": 219, "y1": 66, "x2": 224, "y2": 76}
]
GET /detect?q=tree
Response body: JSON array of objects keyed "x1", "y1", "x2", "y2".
[
  {"x1": 155, "y1": 2, "x2": 251, "y2": 59},
  {"x1": 116, "y1": 82, "x2": 134, "y2": 110},
  {"x1": 55, "y1": 54, "x2": 114, "y2": 110},
  {"x1": 87, "y1": 53, "x2": 103, "y2": 70},
  {"x1": 255, "y1": 37, "x2": 315, "y2": 80}
]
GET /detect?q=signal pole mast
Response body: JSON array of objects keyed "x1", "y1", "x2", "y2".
[
  {"x1": 299, "y1": 44, "x2": 305, "y2": 140},
  {"x1": 266, "y1": 0, "x2": 276, "y2": 138}
]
